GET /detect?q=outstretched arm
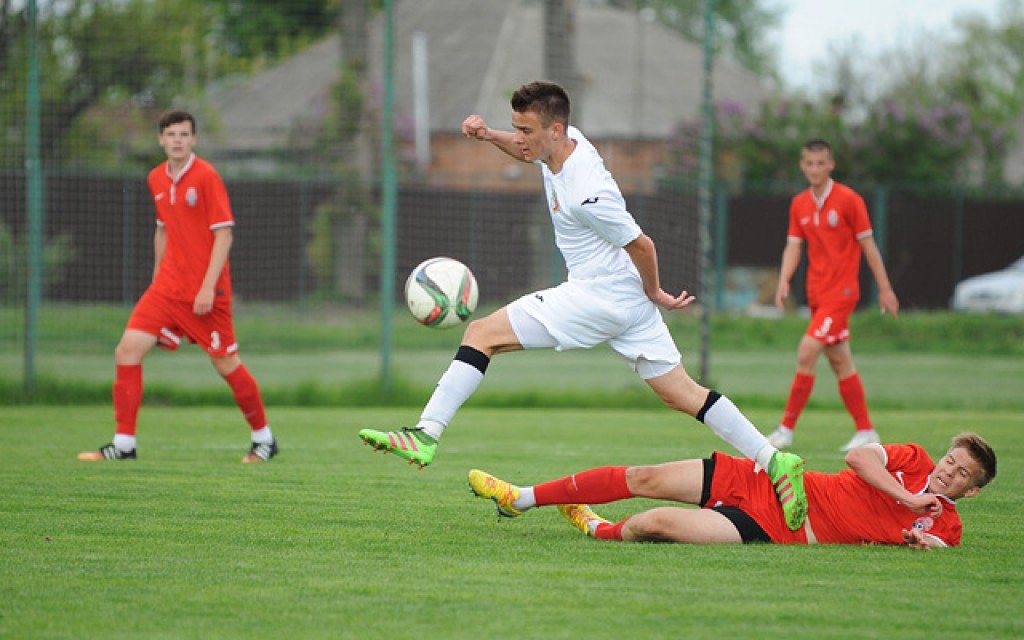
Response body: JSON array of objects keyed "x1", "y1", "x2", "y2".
[
  {"x1": 859, "y1": 236, "x2": 899, "y2": 316},
  {"x1": 462, "y1": 114, "x2": 526, "y2": 162},
  {"x1": 623, "y1": 233, "x2": 696, "y2": 311},
  {"x1": 845, "y1": 446, "x2": 942, "y2": 517}
]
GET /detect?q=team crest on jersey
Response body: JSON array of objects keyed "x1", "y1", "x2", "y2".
[
  {"x1": 912, "y1": 516, "x2": 935, "y2": 532},
  {"x1": 827, "y1": 209, "x2": 839, "y2": 227},
  {"x1": 186, "y1": 187, "x2": 198, "y2": 207},
  {"x1": 550, "y1": 192, "x2": 561, "y2": 215}
]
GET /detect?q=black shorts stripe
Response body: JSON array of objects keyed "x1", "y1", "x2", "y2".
[{"x1": 701, "y1": 454, "x2": 772, "y2": 544}]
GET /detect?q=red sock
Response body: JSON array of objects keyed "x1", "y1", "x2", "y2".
[
  {"x1": 224, "y1": 364, "x2": 268, "y2": 430},
  {"x1": 838, "y1": 372, "x2": 872, "y2": 431},
  {"x1": 534, "y1": 467, "x2": 631, "y2": 506},
  {"x1": 781, "y1": 372, "x2": 815, "y2": 429},
  {"x1": 594, "y1": 519, "x2": 629, "y2": 541},
  {"x1": 113, "y1": 364, "x2": 143, "y2": 436}
]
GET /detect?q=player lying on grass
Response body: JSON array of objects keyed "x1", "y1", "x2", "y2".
[{"x1": 469, "y1": 432, "x2": 995, "y2": 548}]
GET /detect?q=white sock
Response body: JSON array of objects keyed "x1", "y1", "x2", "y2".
[
  {"x1": 251, "y1": 426, "x2": 274, "y2": 444},
  {"x1": 113, "y1": 434, "x2": 136, "y2": 452},
  {"x1": 417, "y1": 359, "x2": 486, "y2": 440},
  {"x1": 512, "y1": 486, "x2": 536, "y2": 511},
  {"x1": 702, "y1": 394, "x2": 775, "y2": 463}
]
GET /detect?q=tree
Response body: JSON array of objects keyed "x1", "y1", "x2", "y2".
[
  {"x1": 663, "y1": 2, "x2": 1024, "y2": 188},
  {"x1": 0, "y1": 0, "x2": 337, "y2": 169},
  {"x1": 609, "y1": 0, "x2": 782, "y2": 77}
]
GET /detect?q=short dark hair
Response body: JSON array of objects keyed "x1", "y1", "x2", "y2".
[
  {"x1": 803, "y1": 138, "x2": 832, "y2": 155},
  {"x1": 159, "y1": 110, "x2": 196, "y2": 134},
  {"x1": 951, "y1": 432, "x2": 997, "y2": 488},
  {"x1": 510, "y1": 81, "x2": 571, "y2": 128}
]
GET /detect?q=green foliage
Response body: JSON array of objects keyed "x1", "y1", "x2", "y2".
[
  {"x1": 0, "y1": 0, "x2": 337, "y2": 170},
  {"x1": 0, "y1": 222, "x2": 75, "y2": 301},
  {"x1": 665, "y1": 4, "x2": 1024, "y2": 187},
  {"x1": 2, "y1": 406, "x2": 1022, "y2": 638},
  {"x1": 619, "y1": 0, "x2": 782, "y2": 77}
]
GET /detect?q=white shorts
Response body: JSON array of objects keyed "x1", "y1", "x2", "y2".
[{"x1": 506, "y1": 280, "x2": 681, "y2": 379}]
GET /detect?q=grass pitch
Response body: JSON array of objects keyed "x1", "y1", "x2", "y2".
[{"x1": 2, "y1": 405, "x2": 1022, "y2": 639}]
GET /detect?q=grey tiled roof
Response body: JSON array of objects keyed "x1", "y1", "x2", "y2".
[{"x1": 205, "y1": 0, "x2": 767, "y2": 154}]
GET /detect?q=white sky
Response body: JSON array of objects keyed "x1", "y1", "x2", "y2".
[{"x1": 774, "y1": 0, "x2": 1007, "y2": 90}]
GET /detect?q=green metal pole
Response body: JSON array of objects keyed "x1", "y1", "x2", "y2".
[
  {"x1": 713, "y1": 185, "x2": 728, "y2": 311},
  {"x1": 24, "y1": 0, "x2": 43, "y2": 398},
  {"x1": 697, "y1": 0, "x2": 715, "y2": 384},
  {"x1": 870, "y1": 186, "x2": 889, "y2": 306},
  {"x1": 379, "y1": 0, "x2": 397, "y2": 394}
]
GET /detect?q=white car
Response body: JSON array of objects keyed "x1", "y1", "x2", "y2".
[{"x1": 951, "y1": 256, "x2": 1024, "y2": 313}]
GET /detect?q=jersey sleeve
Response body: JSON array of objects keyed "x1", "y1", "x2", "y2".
[
  {"x1": 849, "y1": 191, "x2": 872, "y2": 239},
  {"x1": 787, "y1": 197, "x2": 805, "y2": 241},
  {"x1": 572, "y1": 170, "x2": 641, "y2": 247},
  {"x1": 881, "y1": 443, "x2": 931, "y2": 473},
  {"x1": 203, "y1": 168, "x2": 235, "y2": 230}
]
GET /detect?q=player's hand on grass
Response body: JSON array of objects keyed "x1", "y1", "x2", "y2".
[
  {"x1": 462, "y1": 115, "x2": 490, "y2": 140},
  {"x1": 879, "y1": 288, "x2": 899, "y2": 317},
  {"x1": 902, "y1": 528, "x2": 932, "y2": 550},
  {"x1": 653, "y1": 288, "x2": 696, "y2": 311}
]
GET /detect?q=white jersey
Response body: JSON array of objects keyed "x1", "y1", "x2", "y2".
[{"x1": 538, "y1": 126, "x2": 645, "y2": 304}]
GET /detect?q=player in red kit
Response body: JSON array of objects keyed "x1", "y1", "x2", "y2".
[
  {"x1": 78, "y1": 110, "x2": 277, "y2": 463},
  {"x1": 767, "y1": 139, "x2": 900, "y2": 453},
  {"x1": 469, "y1": 432, "x2": 995, "y2": 549}
]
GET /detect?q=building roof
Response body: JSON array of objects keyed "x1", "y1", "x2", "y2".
[{"x1": 204, "y1": 0, "x2": 768, "y2": 157}]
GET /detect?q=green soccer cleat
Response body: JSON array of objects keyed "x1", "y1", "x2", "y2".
[
  {"x1": 358, "y1": 427, "x2": 437, "y2": 469},
  {"x1": 468, "y1": 469, "x2": 523, "y2": 519},
  {"x1": 768, "y1": 451, "x2": 807, "y2": 531},
  {"x1": 557, "y1": 504, "x2": 610, "y2": 537}
]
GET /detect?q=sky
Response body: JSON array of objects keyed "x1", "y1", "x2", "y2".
[{"x1": 774, "y1": 0, "x2": 1006, "y2": 90}]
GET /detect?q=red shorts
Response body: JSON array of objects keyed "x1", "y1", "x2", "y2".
[
  {"x1": 127, "y1": 288, "x2": 238, "y2": 357},
  {"x1": 804, "y1": 298, "x2": 857, "y2": 345},
  {"x1": 704, "y1": 452, "x2": 805, "y2": 545}
]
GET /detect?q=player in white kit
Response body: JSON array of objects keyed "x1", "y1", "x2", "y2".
[{"x1": 359, "y1": 81, "x2": 807, "y2": 530}]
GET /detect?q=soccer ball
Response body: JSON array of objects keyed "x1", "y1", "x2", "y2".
[{"x1": 404, "y1": 257, "x2": 479, "y2": 329}]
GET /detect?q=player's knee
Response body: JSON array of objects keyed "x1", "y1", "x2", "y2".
[
  {"x1": 114, "y1": 340, "x2": 144, "y2": 364},
  {"x1": 461, "y1": 317, "x2": 503, "y2": 352},
  {"x1": 211, "y1": 355, "x2": 241, "y2": 376},
  {"x1": 625, "y1": 465, "x2": 663, "y2": 495},
  {"x1": 630, "y1": 509, "x2": 673, "y2": 540}
]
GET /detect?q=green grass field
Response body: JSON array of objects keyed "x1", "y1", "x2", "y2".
[{"x1": 3, "y1": 405, "x2": 1022, "y2": 639}]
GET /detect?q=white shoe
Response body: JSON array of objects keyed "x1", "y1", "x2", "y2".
[
  {"x1": 839, "y1": 429, "x2": 881, "y2": 452},
  {"x1": 766, "y1": 425, "x2": 794, "y2": 449}
]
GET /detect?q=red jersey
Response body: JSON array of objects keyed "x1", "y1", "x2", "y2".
[
  {"x1": 707, "y1": 445, "x2": 962, "y2": 547},
  {"x1": 147, "y1": 154, "x2": 234, "y2": 302},
  {"x1": 805, "y1": 443, "x2": 963, "y2": 546},
  {"x1": 787, "y1": 180, "x2": 873, "y2": 306}
]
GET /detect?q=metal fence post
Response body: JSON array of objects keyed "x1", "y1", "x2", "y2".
[
  {"x1": 870, "y1": 185, "x2": 889, "y2": 305},
  {"x1": 24, "y1": 0, "x2": 43, "y2": 397}
]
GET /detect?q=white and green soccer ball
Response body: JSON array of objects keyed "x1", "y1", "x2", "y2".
[{"x1": 404, "y1": 257, "x2": 479, "y2": 329}]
